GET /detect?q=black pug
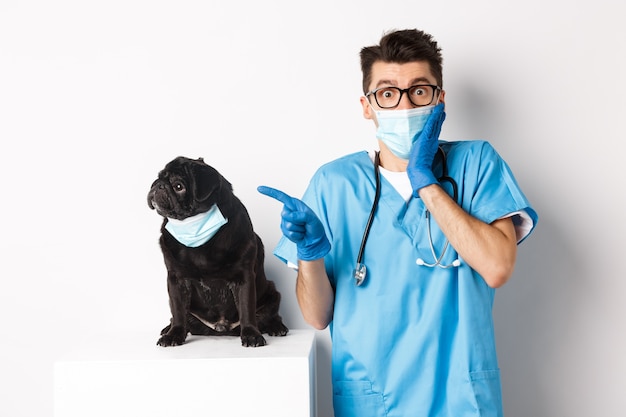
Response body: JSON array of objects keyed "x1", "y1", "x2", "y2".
[{"x1": 147, "y1": 156, "x2": 288, "y2": 347}]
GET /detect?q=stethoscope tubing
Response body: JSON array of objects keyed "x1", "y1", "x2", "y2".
[
  {"x1": 356, "y1": 151, "x2": 381, "y2": 267},
  {"x1": 353, "y1": 151, "x2": 381, "y2": 286}
]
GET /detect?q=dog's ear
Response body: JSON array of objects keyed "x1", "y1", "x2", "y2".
[{"x1": 188, "y1": 160, "x2": 221, "y2": 202}]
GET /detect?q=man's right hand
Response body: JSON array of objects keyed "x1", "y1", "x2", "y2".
[{"x1": 257, "y1": 186, "x2": 331, "y2": 261}]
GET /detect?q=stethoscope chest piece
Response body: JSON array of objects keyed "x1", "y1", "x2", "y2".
[{"x1": 353, "y1": 263, "x2": 367, "y2": 286}]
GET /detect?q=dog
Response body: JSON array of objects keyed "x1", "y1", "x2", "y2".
[{"x1": 147, "y1": 156, "x2": 288, "y2": 347}]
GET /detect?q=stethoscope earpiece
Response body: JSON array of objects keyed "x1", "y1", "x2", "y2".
[{"x1": 416, "y1": 257, "x2": 461, "y2": 269}]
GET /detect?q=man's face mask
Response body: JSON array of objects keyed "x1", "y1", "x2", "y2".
[{"x1": 374, "y1": 105, "x2": 435, "y2": 160}]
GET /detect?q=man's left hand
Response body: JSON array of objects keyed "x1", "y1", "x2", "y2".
[{"x1": 407, "y1": 103, "x2": 446, "y2": 197}]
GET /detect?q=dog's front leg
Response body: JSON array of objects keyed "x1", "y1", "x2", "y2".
[
  {"x1": 157, "y1": 273, "x2": 191, "y2": 347},
  {"x1": 232, "y1": 278, "x2": 266, "y2": 347}
]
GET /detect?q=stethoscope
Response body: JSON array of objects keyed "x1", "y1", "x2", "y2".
[{"x1": 353, "y1": 146, "x2": 460, "y2": 287}]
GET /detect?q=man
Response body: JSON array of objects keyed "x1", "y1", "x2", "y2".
[{"x1": 259, "y1": 29, "x2": 537, "y2": 417}]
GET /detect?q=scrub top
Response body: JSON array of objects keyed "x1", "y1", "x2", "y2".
[{"x1": 274, "y1": 140, "x2": 538, "y2": 417}]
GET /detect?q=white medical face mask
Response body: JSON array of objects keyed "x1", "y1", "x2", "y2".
[
  {"x1": 374, "y1": 105, "x2": 435, "y2": 159},
  {"x1": 165, "y1": 204, "x2": 228, "y2": 247}
]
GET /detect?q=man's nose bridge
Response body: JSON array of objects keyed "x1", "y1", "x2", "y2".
[{"x1": 397, "y1": 90, "x2": 414, "y2": 109}]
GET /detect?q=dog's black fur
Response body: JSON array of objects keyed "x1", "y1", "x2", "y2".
[{"x1": 148, "y1": 156, "x2": 288, "y2": 347}]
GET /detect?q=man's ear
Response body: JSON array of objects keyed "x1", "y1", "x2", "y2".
[
  {"x1": 360, "y1": 96, "x2": 376, "y2": 124},
  {"x1": 438, "y1": 89, "x2": 446, "y2": 106}
]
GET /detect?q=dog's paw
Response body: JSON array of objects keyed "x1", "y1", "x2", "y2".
[
  {"x1": 240, "y1": 326, "x2": 267, "y2": 347},
  {"x1": 156, "y1": 326, "x2": 187, "y2": 347},
  {"x1": 266, "y1": 322, "x2": 289, "y2": 337}
]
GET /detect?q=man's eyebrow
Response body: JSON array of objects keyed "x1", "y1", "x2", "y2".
[
  {"x1": 410, "y1": 77, "x2": 433, "y2": 85},
  {"x1": 373, "y1": 76, "x2": 433, "y2": 89},
  {"x1": 373, "y1": 79, "x2": 396, "y2": 89}
]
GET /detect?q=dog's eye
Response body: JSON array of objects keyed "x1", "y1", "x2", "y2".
[{"x1": 173, "y1": 182, "x2": 185, "y2": 193}]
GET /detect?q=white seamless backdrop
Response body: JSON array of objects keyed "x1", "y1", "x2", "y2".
[{"x1": 1, "y1": 1, "x2": 624, "y2": 416}]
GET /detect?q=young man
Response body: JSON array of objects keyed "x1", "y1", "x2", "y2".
[{"x1": 259, "y1": 29, "x2": 537, "y2": 417}]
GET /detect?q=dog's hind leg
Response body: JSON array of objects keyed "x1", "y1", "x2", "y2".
[
  {"x1": 256, "y1": 283, "x2": 289, "y2": 337},
  {"x1": 258, "y1": 315, "x2": 289, "y2": 337}
]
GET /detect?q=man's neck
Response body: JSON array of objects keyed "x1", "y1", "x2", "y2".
[{"x1": 378, "y1": 144, "x2": 408, "y2": 172}]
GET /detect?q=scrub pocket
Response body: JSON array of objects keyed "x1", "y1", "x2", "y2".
[
  {"x1": 469, "y1": 370, "x2": 504, "y2": 417},
  {"x1": 333, "y1": 380, "x2": 387, "y2": 417}
]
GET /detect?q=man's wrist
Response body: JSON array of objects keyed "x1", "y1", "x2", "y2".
[
  {"x1": 416, "y1": 182, "x2": 439, "y2": 199},
  {"x1": 410, "y1": 169, "x2": 438, "y2": 197},
  {"x1": 297, "y1": 237, "x2": 331, "y2": 261}
]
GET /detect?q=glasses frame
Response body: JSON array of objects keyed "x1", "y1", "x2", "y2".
[{"x1": 365, "y1": 84, "x2": 442, "y2": 109}]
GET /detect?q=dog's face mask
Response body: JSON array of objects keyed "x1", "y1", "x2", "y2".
[
  {"x1": 147, "y1": 157, "x2": 225, "y2": 221},
  {"x1": 164, "y1": 205, "x2": 228, "y2": 247}
]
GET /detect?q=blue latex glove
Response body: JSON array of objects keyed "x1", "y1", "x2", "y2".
[
  {"x1": 257, "y1": 185, "x2": 331, "y2": 261},
  {"x1": 407, "y1": 103, "x2": 446, "y2": 197}
]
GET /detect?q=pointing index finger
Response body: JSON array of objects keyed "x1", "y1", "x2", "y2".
[{"x1": 257, "y1": 185, "x2": 296, "y2": 210}]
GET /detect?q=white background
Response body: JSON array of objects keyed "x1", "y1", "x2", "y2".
[{"x1": 1, "y1": 1, "x2": 625, "y2": 416}]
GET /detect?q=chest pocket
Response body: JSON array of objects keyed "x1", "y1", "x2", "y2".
[{"x1": 333, "y1": 380, "x2": 387, "y2": 417}]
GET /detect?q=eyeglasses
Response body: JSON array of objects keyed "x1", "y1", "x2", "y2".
[{"x1": 365, "y1": 84, "x2": 442, "y2": 109}]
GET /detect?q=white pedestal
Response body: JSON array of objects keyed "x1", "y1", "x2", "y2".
[{"x1": 54, "y1": 329, "x2": 316, "y2": 417}]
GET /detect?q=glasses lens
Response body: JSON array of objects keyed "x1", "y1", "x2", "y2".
[
  {"x1": 407, "y1": 85, "x2": 436, "y2": 107},
  {"x1": 374, "y1": 87, "x2": 402, "y2": 109}
]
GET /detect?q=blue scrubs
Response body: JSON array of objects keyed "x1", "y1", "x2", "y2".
[{"x1": 274, "y1": 141, "x2": 538, "y2": 417}]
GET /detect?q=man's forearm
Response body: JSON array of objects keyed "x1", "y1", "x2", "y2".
[
  {"x1": 418, "y1": 184, "x2": 518, "y2": 287},
  {"x1": 296, "y1": 258, "x2": 334, "y2": 329}
]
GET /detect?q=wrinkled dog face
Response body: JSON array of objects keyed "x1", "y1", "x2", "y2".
[{"x1": 147, "y1": 157, "x2": 221, "y2": 220}]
